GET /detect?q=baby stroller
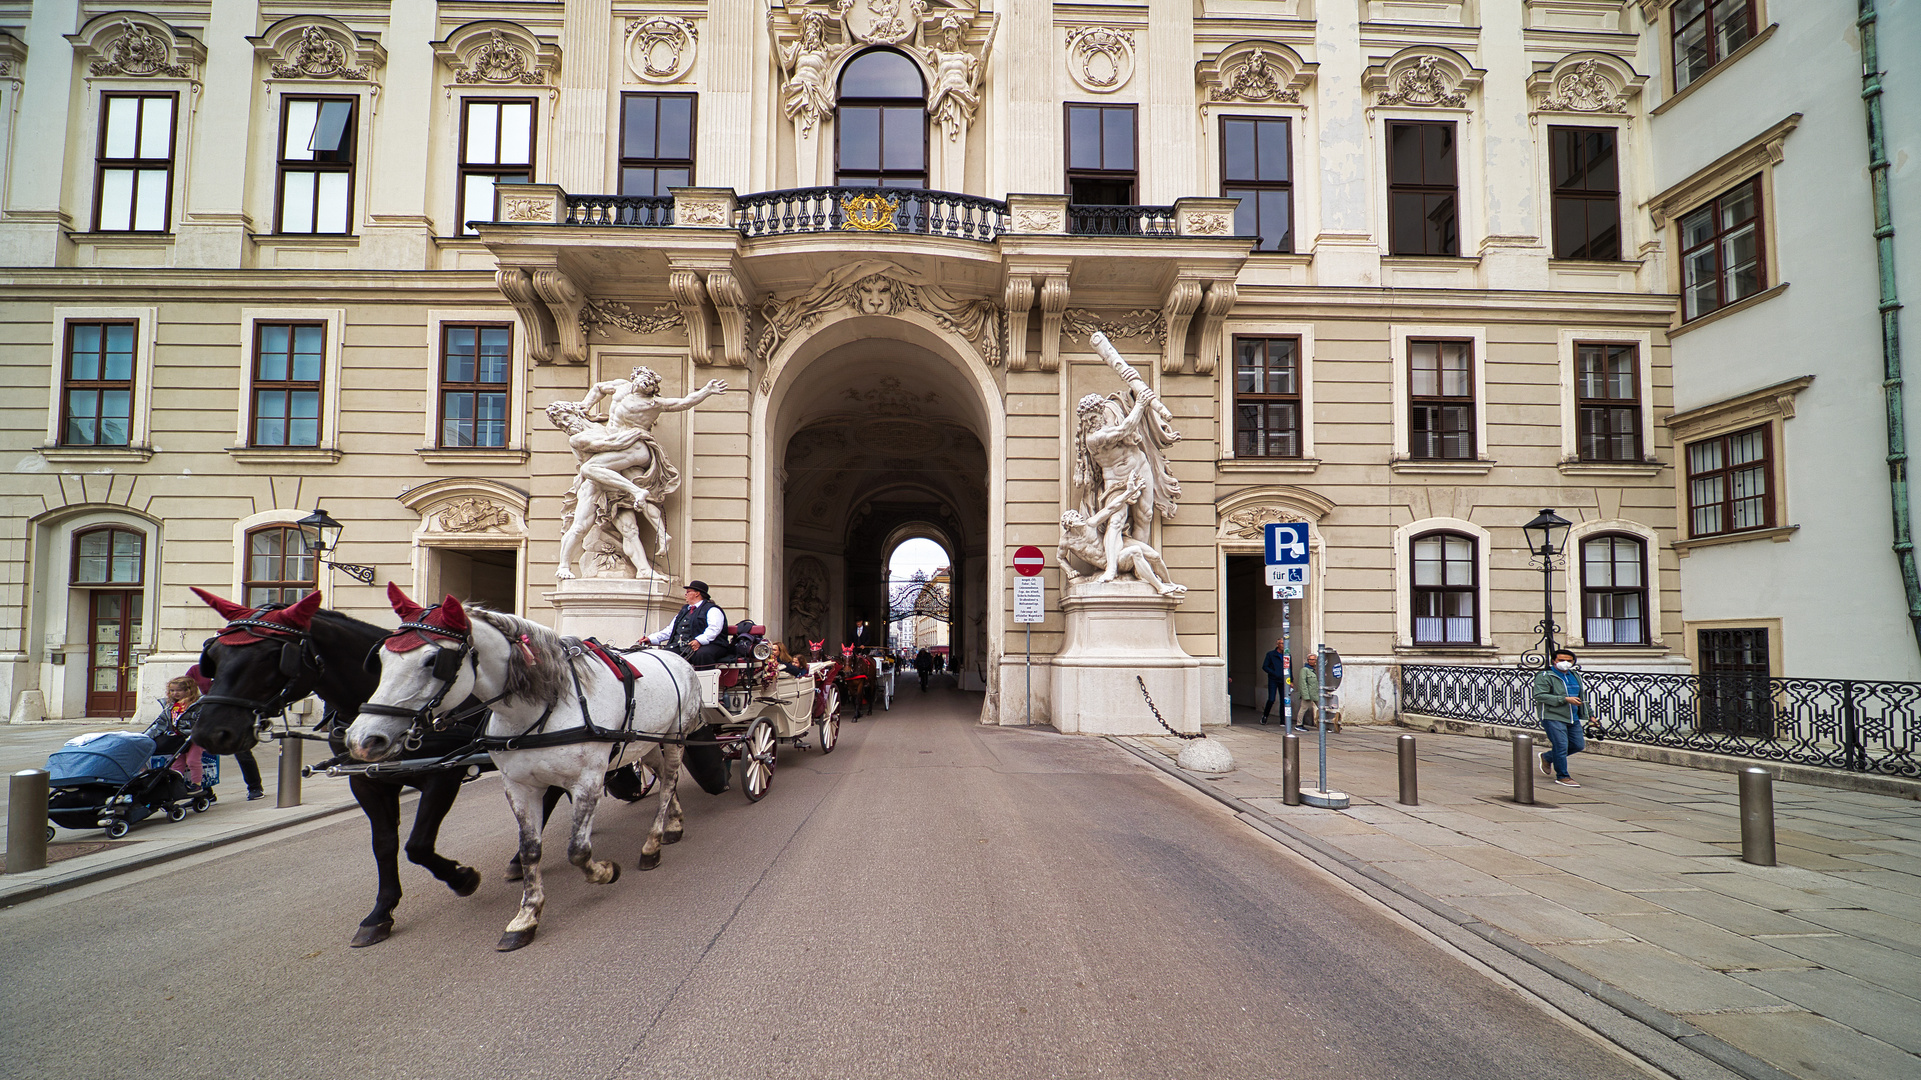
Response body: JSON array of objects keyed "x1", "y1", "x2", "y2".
[{"x1": 44, "y1": 731, "x2": 213, "y2": 840}]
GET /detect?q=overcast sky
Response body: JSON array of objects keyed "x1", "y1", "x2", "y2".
[{"x1": 888, "y1": 537, "x2": 949, "y2": 582}]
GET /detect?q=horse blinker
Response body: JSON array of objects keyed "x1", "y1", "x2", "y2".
[
  {"x1": 430, "y1": 646, "x2": 462, "y2": 682},
  {"x1": 279, "y1": 641, "x2": 303, "y2": 678}
]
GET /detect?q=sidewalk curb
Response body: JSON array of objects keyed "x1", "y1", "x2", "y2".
[
  {"x1": 1111, "y1": 737, "x2": 1801, "y2": 1080},
  {"x1": 1398, "y1": 713, "x2": 1921, "y2": 801},
  {"x1": 0, "y1": 800, "x2": 361, "y2": 907}
]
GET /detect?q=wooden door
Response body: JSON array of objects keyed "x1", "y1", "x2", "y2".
[{"x1": 85, "y1": 589, "x2": 142, "y2": 717}]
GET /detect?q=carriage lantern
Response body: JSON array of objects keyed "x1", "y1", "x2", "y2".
[{"x1": 296, "y1": 506, "x2": 378, "y2": 585}]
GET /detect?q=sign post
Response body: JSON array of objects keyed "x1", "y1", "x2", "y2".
[
  {"x1": 1013, "y1": 546, "x2": 1045, "y2": 724},
  {"x1": 1264, "y1": 524, "x2": 1310, "y2": 733}
]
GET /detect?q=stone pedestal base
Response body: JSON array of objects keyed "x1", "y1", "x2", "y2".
[
  {"x1": 544, "y1": 576, "x2": 680, "y2": 645},
  {"x1": 1050, "y1": 580, "x2": 1224, "y2": 736}
]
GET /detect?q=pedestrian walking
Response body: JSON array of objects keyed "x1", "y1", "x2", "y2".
[
  {"x1": 1293, "y1": 654, "x2": 1321, "y2": 730},
  {"x1": 914, "y1": 647, "x2": 935, "y2": 691},
  {"x1": 1260, "y1": 639, "x2": 1287, "y2": 723},
  {"x1": 1533, "y1": 648, "x2": 1590, "y2": 788}
]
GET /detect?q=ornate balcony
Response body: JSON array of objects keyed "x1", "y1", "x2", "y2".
[
  {"x1": 736, "y1": 186, "x2": 1006, "y2": 242},
  {"x1": 1066, "y1": 204, "x2": 1179, "y2": 237}
]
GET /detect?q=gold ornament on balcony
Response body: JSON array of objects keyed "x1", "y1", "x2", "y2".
[{"x1": 840, "y1": 193, "x2": 900, "y2": 232}]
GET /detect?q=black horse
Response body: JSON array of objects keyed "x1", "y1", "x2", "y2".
[{"x1": 189, "y1": 589, "x2": 505, "y2": 947}]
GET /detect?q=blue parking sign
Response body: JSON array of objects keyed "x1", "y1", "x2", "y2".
[{"x1": 1265, "y1": 522, "x2": 1310, "y2": 566}]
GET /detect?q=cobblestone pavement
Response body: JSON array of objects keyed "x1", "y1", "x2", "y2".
[{"x1": 1121, "y1": 720, "x2": 1921, "y2": 1080}]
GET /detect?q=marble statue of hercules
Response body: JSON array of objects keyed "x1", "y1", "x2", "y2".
[
  {"x1": 1078, "y1": 385, "x2": 1162, "y2": 580},
  {"x1": 549, "y1": 368, "x2": 726, "y2": 580}
]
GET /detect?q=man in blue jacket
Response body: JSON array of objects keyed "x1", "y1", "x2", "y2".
[
  {"x1": 1261, "y1": 638, "x2": 1288, "y2": 723},
  {"x1": 1532, "y1": 648, "x2": 1591, "y2": 788}
]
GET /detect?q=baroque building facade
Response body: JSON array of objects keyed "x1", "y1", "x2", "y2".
[{"x1": 0, "y1": 0, "x2": 1719, "y2": 725}]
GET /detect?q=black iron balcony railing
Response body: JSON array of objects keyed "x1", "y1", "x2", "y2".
[
  {"x1": 736, "y1": 186, "x2": 1006, "y2": 241},
  {"x1": 1067, "y1": 203, "x2": 1179, "y2": 237},
  {"x1": 563, "y1": 194, "x2": 674, "y2": 227},
  {"x1": 1399, "y1": 664, "x2": 1921, "y2": 777}
]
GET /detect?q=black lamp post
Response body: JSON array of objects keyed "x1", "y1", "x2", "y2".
[
  {"x1": 1521, "y1": 508, "x2": 1573, "y2": 668},
  {"x1": 296, "y1": 507, "x2": 377, "y2": 585}
]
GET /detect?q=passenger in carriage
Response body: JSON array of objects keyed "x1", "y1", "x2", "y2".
[{"x1": 643, "y1": 580, "x2": 733, "y2": 667}]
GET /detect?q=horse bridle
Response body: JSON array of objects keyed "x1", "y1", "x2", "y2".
[
  {"x1": 356, "y1": 614, "x2": 527, "y2": 751},
  {"x1": 197, "y1": 614, "x2": 322, "y2": 722}
]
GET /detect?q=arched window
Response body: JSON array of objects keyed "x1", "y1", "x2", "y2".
[
  {"x1": 71, "y1": 527, "x2": 144, "y2": 585},
  {"x1": 1582, "y1": 535, "x2": 1648, "y2": 645},
  {"x1": 836, "y1": 49, "x2": 926, "y2": 188},
  {"x1": 245, "y1": 524, "x2": 318, "y2": 606},
  {"x1": 1411, "y1": 532, "x2": 1477, "y2": 645}
]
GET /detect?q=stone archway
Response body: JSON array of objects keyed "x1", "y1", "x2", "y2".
[{"x1": 752, "y1": 311, "x2": 1002, "y2": 701}]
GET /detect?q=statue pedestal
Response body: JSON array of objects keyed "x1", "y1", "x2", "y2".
[
  {"x1": 545, "y1": 576, "x2": 680, "y2": 645},
  {"x1": 1049, "y1": 580, "x2": 1223, "y2": 736}
]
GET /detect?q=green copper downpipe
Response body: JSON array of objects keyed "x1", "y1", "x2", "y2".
[{"x1": 1859, "y1": 0, "x2": 1921, "y2": 649}]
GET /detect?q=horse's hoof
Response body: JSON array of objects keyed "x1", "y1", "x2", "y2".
[
  {"x1": 637, "y1": 850, "x2": 662, "y2": 871},
  {"x1": 662, "y1": 829, "x2": 684, "y2": 845},
  {"x1": 504, "y1": 861, "x2": 523, "y2": 882},
  {"x1": 496, "y1": 928, "x2": 537, "y2": 952},
  {"x1": 601, "y1": 861, "x2": 622, "y2": 884},
  {"x1": 450, "y1": 866, "x2": 481, "y2": 897},
  {"x1": 350, "y1": 921, "x2": 393, "y2": 948}
]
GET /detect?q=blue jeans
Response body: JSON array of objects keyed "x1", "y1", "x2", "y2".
[
  {"x1": 1264, "y1": 679, "x2": 1284, "y2": 714},
  {"x1": 1541, "y1": 717, "x2": 1585, "y2": 779}
]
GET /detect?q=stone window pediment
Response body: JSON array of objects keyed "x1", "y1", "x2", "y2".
[
  {"x1": 69, "y1": 14, "x2": 205, "y2": 82},
  {"x1": 250, "y1": 17, "x2": 385, "y2": 84},
  {"x1": 1527, "y1": 53, "x2": 1645, "y2": 116},
  {"x1": 1197, "y1": 41, "x2": 1316, "y2": 113},
  {"x1": 434, "y1": 21, "x2": 560, "y2": 87},
  {"x1": 1364, "y1": 48, "x2": 1484, "y2": 111}
]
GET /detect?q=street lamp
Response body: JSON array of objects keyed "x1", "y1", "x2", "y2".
[
  {"x1": 296, "y1": 507, "x2": 377, "y2": 585},
  {"x1": 1521, "y1": 508, "x2": 1573, "y2": 668}
]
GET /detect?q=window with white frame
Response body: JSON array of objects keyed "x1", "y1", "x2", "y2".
[
  {"x1": 1582, "y1": 535, "x2": 1649, "y2": 645},
  {"x1": 458, "y1": 99, "x2": 534, "y2": 235},
  {"x1": 1411, "y1": 532, "x2": 1478, "y2": 645},
  {"x1": 94, "y1": 94, "x2": 176, "y2": 232},
  {"x1": 1672, "y1": 0, "x2": 1759, "y2": 92},
  {"x1": 1409, "y1": 339, "x2": 1475, "y2": 460},
  {"x1": 277, "y1": 96, "x2": 357, "y2": 235},
  {"x1": 244, "y1": 524, "x2": 319, "y2": 606},
  {"x1": 61, "y1": 322, "x2": 137, "y2": 447},
  {"x1": 250, "y1": 323, "x2": 325, "y2": 447},
  {"x1": 439, "y1": 324, "x2": 513, "y2": 448},
  {"x1": 1576, "y1": 342, "x2": 1642, "y2": 462}
]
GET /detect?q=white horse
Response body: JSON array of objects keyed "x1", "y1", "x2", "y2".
[{"x1": 345, "y1": 586, "x2": 722, "y2": 951}]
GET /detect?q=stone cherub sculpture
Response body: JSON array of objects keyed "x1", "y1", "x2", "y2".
[
  {"x1": 546, "y1": 367, "x2": 727, "y2": 581},
  {"x1": 1066, "y1": 330, "x2": 1184, "y2": 594}
]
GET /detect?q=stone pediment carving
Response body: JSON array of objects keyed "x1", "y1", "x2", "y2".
[
  {"x1": 756, "y1": 259, "x2": 1001, "y2": 366},
  {"x1": 1064, "y1": 26, "x2": 1135, "y2": 93},
  {"x1": 434, "y1": 23, "x2": 560, "y2": 86},
  {"x1": 1198, "y1": 42, "x2": 1316, "y2": 110},
  {"x1": 71, "y1": 14, "x2": 205, "y2": 80},
  {"x1": 399, "y1": 479, "x2": 531, "y2": 545},
  {"x1": 626, "y1": 15, "x2": 698, "y2": 83},
  {"x1": 1064, "y1": 309, "x2": 1165, "y2": 345},
  {"x1": 1528, "y1": 54, "x2": 1644, "y2": 115},
  {"x1": 1366, "y1": 49, "x2": 1483, "y2": 109},
  {"x1": 252, "y1": 18, "x2": 385, "y2": 82},
  {"x1": 580, "y1": 299, "x2": 685, "y2": 340},
  {"x1": 1215, "y1": 487, "x2": 1336, "y2": 541},
  {"x1": 768, "y1": 3, "x2": 994, "y2": 141}
]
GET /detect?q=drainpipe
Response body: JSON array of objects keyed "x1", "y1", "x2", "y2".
[{"x1": 1859, "y1": 0, "x2": 1921, "y2": 651}]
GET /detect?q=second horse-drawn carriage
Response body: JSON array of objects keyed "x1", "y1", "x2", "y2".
[{"x1": 679, "y1": 620, "x2": 839, "y2": 802}]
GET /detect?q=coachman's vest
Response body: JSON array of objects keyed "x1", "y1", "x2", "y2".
[{"x1": 668, "y1": 599, "x2": 726, "y2": 646}]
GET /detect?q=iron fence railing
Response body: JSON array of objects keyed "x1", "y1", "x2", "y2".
[
  {"x1": 736, "y1": 186, "x2": 1005, "y2": 241},
  {"x1": 1067, "y1": 204, "x2": 1178, "y2": 237},
  {"x1": 563, "y1": 194, "x2": 674, "y2": 227},
  {"x1": 1400, "y1": 664, "x2": 1921, "y2": 777}
]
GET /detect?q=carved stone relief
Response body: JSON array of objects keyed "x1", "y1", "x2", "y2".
[
  {"x1": 1064, "y1": 309, "x2": 1165, "y2": 345},
  {"x1": 580, "y1": 299, "x2": 685, "y2": 339},
  {"x1": 788, "y1": 556, "x2": 830, "y2": 643},
  {"x1": 626, "y1": 16, "x2": 698, "y2": 83},
  {"x1": 272, "y1": 25, "x2": 371, "y2": 80},
  {"x1": 88, "y1": 19, "x2": 193, "y2": 78},
  {"x1": 437, "y1": 497, "x2": 514, "y2": 533},
  {"x1": 1220, "y1": 505, "x2": 1308, "y2": 541},
  {"x1": 843, "y1": 376, "x2": 942, "y2": 416},
  {"x1": 454, "y1": 30, "x2": 547, "y2": 85},
  {"x1": 756, "y1": 259, "x2": 1000, "y2": 366},
  {"x1": 1536, "y1": 58, "x2": 1627, "y2": 113},
  {"x1": 1376, "y1": 56, "x2": 1466, "y2": 108},
  {"x1": 1065, "y1": 26, "x2": 1134, "y2": 93},
  {"x1": 1209, "y1": 49, "x2": 1297, "y2": 103},
  {"x1": 500, "y1": 195, "x2": 555, "y2": 222}
]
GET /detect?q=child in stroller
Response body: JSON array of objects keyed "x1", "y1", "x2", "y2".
[{"x1": 44, "y1": 730, "x2": 212, "y2": 840}]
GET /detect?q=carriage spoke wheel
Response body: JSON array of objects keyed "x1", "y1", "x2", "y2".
[
  {"x1": 741, "y1": 718, "x2": 777, "y2": 802},
  {"x1": 818, "y1": 711, "x2": 840, "y2": 754}
]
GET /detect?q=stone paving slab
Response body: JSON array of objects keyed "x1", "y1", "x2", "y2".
[{"x1": 1122, "y1": 722, "x2": 1921, "y2": 1080}]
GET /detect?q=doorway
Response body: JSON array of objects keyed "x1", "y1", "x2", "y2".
[
  {"x1": 1224, "y1": 554, "x2": 1307, "y2": 721},
  {"x1": 84, "y1": 588, "x2": 142, "y2": 717},
  {"x1": 432, "y1": 548, "x2": 518, "y2": 612}
]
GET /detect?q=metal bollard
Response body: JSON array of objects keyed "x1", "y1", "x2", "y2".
[
  {"x1": 1739, "y1": 767, "x2": 1776, "y2": 866},
  {"x1": 7, "y1": 769, "x2": 51, "y2": 874},
  {"x1": 1512, "y1": 732, "x2": 1535, "y2": 805},
  {"x1": 276, "y1": 736, "x2": 302, "y2": 809},
  {"x1": 1282, "y1": 733, "x2": 1301, "y2": 806},
  {"x1": 1398, "y1": 734, "x2": 1419, "y2": 805}
]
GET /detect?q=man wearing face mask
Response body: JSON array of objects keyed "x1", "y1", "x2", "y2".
[{"x1": 1533, "y1": 648, "x2": 1590, "y2": 787}]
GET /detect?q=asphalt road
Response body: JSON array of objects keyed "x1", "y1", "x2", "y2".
[{"x1": 1, "y1": 690, "x2": 1657, "y2": 1080}]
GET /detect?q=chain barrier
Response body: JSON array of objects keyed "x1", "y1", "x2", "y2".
[{"x1": 1137, "y1": 676, "x2": 1204, "y2": 740}]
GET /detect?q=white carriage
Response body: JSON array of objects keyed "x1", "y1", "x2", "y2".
[{"x1": 693, "y1": 652, "x2": 840, "y2": 802}]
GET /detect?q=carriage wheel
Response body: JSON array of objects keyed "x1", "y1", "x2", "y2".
[
  {"x1": 166, "y1": 804, "x2": 187, "y2": 822},
  {"x1": 741, "y1": 718, "x2": 777, "y2": 802},
  {"x1": 46, "y1": 825, "x2": 55, "y2": 842},
  {"x1": 104, "y1": 820, "x2": 130, "y2": 839},
  {"x1": 818, "y1": 711, "x2": 840, "y2": 754}
]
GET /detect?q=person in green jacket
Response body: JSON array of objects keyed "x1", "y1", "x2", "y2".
[
  {"x1": 1294, "y1": 654, "x2": 1321, "y2": 730},
  {"x1": 1532, "y1": 648, "x2": 1590, "y2": 787}
]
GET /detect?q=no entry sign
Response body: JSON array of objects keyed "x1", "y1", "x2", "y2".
[{"x1": 1013, "y1": 545, "x2": 1045, "y2": 576}]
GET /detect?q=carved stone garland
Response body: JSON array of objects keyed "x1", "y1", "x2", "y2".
[
  {"x1": 1064, "y1": 309, "x2": 1165, "y2": 345},
  {"x1": 90, "y1": 19, "x2": 192, "y2": 78},
  {"x1": 273, "y1": 25, "x2": 370, "y2": 81},
  {"x1": 580, "y1": 299, "x2": 685, "y2": 339},
  {"x1": 1210, "y1": 49, "x2": 1298, "y2": 104},
  {"x1": 1376, "y1": 57, "x2": 1464, "y2": 108}
]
